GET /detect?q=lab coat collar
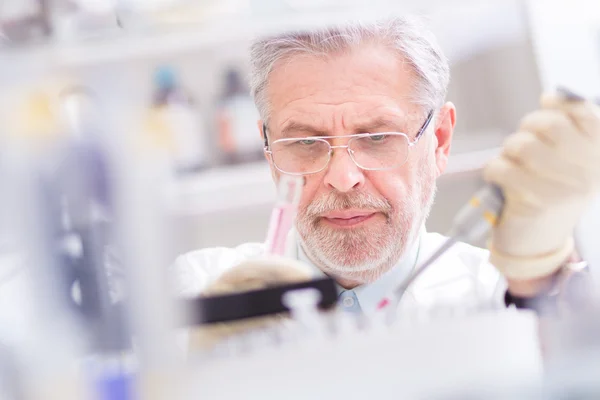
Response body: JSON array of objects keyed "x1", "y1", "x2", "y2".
[{"x1": 287, "y1": 227, "x2": 423, "y2": 313}]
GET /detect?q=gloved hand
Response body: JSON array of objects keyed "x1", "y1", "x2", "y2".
[{"x1": 483, "y1": 91, "x2": 600, "y2": 283}]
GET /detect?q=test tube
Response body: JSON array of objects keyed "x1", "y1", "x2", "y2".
[{"x1": 265, "y1": 175, "x2": 303, "y2": 256}]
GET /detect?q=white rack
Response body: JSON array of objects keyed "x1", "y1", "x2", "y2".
[{"x1": 185, "y1": 310, "x2": 543, "y2": 400}]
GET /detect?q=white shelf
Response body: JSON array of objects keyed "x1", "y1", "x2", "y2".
[
  {"x1": 0, "y1": 4, "x2": 405, "y2": 71},
  {"x1": 0, "y1": 0, "x2": 527, "y2": 72},
  {"x1": 169, "y1": 160, "x2": 274, "y2": 215}
]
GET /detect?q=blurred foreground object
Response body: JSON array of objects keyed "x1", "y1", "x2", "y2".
[
  {"x1": 0, "y1": 0, "x2": 52, "y2": 45},
  {"x1": 2, "y1": 81, "x2": 96, "y2": 399},
  {"x1": 265, "y1": 175, "x2": 303, "y2": 256},
  {"x1": 51, "y1": 0, "x2": 121, "y2": 42},
  {"x1": 184, "y1": 310, "x2": 544, "y2": 399},
  {"x1": 147, "y1": 65, "x2": 209, "y2": 175},
  {"x1": 188, "y1": 256, "x2": 314, "y2": 352}
]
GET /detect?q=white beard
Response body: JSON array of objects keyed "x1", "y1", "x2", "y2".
[{"x1": 296, "y1": 153, "x2": 438, "y2": 284}]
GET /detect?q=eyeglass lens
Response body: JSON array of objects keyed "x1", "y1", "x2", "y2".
[{"x1": 270, "y1": 134, "x2": 410, "y2": 174}]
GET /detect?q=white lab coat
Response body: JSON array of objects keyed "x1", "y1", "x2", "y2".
[{"x1": 172, "y1": 229, "x2": 508, "y2": 313}]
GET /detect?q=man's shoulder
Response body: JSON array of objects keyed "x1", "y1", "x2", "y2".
[{"x1": 171, "y1": 242, "x2": 265, "y2": 297}]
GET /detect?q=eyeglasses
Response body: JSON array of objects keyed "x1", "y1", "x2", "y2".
[{"x1": 263, "y1": 110, "x2": 434, "y2": 176}]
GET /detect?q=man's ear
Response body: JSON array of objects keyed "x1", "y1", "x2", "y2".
[
  {"x1": 257, "y1": 119, "x2": 264, "y2": 139},
  {"x1": 433, "y1": 102, "x2": 456, "y2": 176}
]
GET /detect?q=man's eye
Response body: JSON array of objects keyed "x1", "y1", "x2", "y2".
[
  {"x1": 369, "y1": 134, "x2": 386, "y2": 141},
  {"x1": 297, "y1": 139, "x2": 317, "y2": 145}
]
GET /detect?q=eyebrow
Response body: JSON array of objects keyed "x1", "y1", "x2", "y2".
[
  {"x1": 280, "y1": 122, "x2": 328, "y2": 138},
  {"x1": 352, "y1": 116, "x2": 408, "y2": 134},
  {"x1": 278, "y1": 116, "x2": 409, "y2": 138}
]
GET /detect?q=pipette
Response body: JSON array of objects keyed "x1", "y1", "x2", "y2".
[
  {"x1": 392, "y1": 87, "x2": 597, "y2": 304},
  {"x1": 265, "y1": 175, "x2": 304, "y2": 256}
]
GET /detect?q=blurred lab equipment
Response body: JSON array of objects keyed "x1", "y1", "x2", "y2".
[
  {"x1": 0, "y1": 342, "x2": 23, "y2": 400},
  {"x1": 2, "y1": 87, "x2": 96, "y2": 400},
  {"x1": 0, "y1": 0, "x2": 52, "y2": 45},
  {"x1": 184, "y1": 307, "x2": 544, "y2": 400},
  {"x1": 150, "y1": 65, "x2": 209, "y2": 175},
  {"x1": 43, "y1": 84, "x2": 129, "y2": 353},
  {"x1": 216, "y1": 68, "x2": 263, "y2": 165},
  {"x1": 186, "y1": 276, "x2": 336, "y2": 326},
  {"x1": 265, "y1": 175, "x2": 303, "y2": 256},
  {"x1": 576, "y1": 195, "x2": 600, "y2": 287},
  {"x1": 186, "y1": 267, "x2": 336, "y2": 354},
  {"x1": 51, "y1": 0, "x2": 121, "y2": 42},
  {"x1": 0, "y1": 70, "x2": 183, "y2": 399},
  {"x1": 186, "y1": 255, "x2": 318, "y2": 352},
  {"x1": 0, "y1": 0, "x2": 121, "y2": 46}
]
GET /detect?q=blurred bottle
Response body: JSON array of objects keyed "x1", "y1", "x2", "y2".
[
  {"x1": 151, "y1": 66, "x2": 209, "y2": 175},
  {"x1": 0, "y1": 0, "x2": 52, "y2": 45},
  {"x1": 51, "y1": 0, "x2": 121, "y2": 42},
  {"x1": 216, "y1": 67, "x2": 263, "y2": 165}
]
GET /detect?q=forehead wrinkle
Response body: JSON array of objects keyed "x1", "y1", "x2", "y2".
[
  {"x1": 337, "y1": 104, "x2": 412, "y2": 134},
  {"x1": 269, "y1": 48, "x2": 422, "y2": 136},
  {"x1": 281, "y1": 121, "x2": 328, "y2": 138},
  {"x1": 277, "y1": 102, "x2": 422, "y2": 138},
  {"x1": 276, "y1": 112, "x2": 327, "y2": 137}
]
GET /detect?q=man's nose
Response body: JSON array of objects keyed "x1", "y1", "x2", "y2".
[{"x1": 323, "y1": 147, "x2": 365, "y2": 192}]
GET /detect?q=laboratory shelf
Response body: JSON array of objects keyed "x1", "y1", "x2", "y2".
[
  {"x1": 0, "y1": 0, "x2": 526, "y2": 72},
  {"x1": 0, "y1": 5, "x2": 399, "y2": 71}
]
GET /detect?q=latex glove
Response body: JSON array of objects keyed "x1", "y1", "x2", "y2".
[{"x1": 483, "y1": 91, "x2": 600, "y2": 281}]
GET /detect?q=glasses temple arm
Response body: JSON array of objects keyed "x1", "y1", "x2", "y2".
[
  {"x1": 262, "y1": 123, "x2": 269, "y2": 148},
  {"x1": 414, "y1": 110, "x2": 434, "y2": 141}
]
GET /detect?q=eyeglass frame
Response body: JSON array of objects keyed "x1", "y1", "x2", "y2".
[{"x1": 262, "y1": 110, "x2": 434, "y2": 175}]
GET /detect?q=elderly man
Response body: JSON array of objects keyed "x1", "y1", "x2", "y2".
[{"x1": 174, "y1": 17, "x2": 600, "y2": 314}]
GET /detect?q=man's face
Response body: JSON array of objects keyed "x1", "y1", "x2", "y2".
[{"x1": 263, "y1": 44, "x2": 454, "y2": 285}]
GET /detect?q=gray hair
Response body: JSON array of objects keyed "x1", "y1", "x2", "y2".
[{"x1": 249, "y1": 16, "x2": 450, "y2": 123}]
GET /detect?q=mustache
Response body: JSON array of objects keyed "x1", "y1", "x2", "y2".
[{"x1": 303, "y1": 190, "x2": 392, "y2": 217}]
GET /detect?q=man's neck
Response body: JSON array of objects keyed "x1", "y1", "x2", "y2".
[{"x1": 335, "y1": 276, "x2": 364, "y2": 290}]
